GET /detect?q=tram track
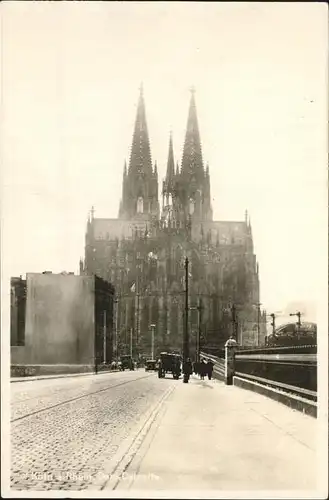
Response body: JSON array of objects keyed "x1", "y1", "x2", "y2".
[
  {"x1": 11, "y1": 373, "x2": 154, "y2": 423},
  {"x1": 12, "y1": 370, "x2": 141, "y2": 404}
]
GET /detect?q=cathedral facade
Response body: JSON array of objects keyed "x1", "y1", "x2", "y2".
[{"x1": 82, "y1": 87, "x2": 265, "y2": 358}]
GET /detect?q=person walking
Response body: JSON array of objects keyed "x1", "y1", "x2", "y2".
[
  {"x1": 183, "y1": 357, "x2": 193, "y2": 382},
  {"x1": 199, "y1": 359, "x2": 207, "y2": 380},
  {"x1": 206, "y1": 359, "x2": 214, "y2": 380}
]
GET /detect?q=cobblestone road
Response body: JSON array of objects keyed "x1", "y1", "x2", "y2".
[{"x1": 11, "y1": 370, "x2": 175, "y2": 491}]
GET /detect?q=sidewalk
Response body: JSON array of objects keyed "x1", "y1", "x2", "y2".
[{"x1": 113, "y1": 375, "x2": 317, "y2": 492}]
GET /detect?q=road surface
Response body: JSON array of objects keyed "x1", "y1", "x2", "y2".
[
  {"x1": 11, "y1": 369, "x2": 172, "y2": 490},
  {"x1": 9, "y1": 370, "x2": 320, "y2": 494}
]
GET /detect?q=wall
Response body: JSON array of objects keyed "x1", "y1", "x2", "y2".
[
  {"x1": 10, "y1": 277, "x2": 26, "y2": 346},
  {"x1": 11, "y1": 345, "x2": 32, "y2": 365},
  {"x1": 94, "y1": 275, "x2": 115, "y2": 364},
  {"x1": 10, "y1": 285, "x2": 18, "y2": 346},
  {"x1": 23, "y1": 274, "x2": 95, "y2": 365}
]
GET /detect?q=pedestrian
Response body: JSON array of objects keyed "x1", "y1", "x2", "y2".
[
  {"x1": 183, "y1": 357, "x2": 193, "y2": 381},
  {"x1": 206, "y1": 359, "x2": 214, "y2": 380},
  {"x1": 199, "y1": 359, "x2": 207, "y2": 380}
]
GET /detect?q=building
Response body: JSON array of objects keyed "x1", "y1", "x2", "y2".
[
  {"x1": 10, "y1": 276, "x2": 26, "y2": 347},
  {"x1": 82, "y1": 87, "x2": 264, "y2": 357},
  {"x1": 11, "y1": 272, "x2": 115, "y2": 373}
]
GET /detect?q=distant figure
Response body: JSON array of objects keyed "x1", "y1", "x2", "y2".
[
  {"x1": 195, "y1": 361, "x2": 201, "y2": 375},
  {"x1": 199, "y1": 359, "x2": 207, "y2": 380},
  {"x1": 183, "y1": 358, "x2": 193, "y2": 380},
  {"x1": 206, "y1": 359, "x2": 214, "y2": 380}
]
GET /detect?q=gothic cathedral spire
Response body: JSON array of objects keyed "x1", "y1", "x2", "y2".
[
  {"x1": 176, "y1": 88, "x2": 212, "y2": 222},
  {"x1": 165, "y1": 132, "x2": 175, "y2": 192},
  {"x1": 129, "y1": 83, "x2": 152, "y2": 176},
  {"x1": 181, "y1": 87, "x2": 204, "y2": 179},
  {"x1": 119, "y1": 85, "x2": 159, "y2": 220}
]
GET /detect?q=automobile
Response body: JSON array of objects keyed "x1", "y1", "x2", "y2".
[
  {"x1": 119, "y1": 355, "x2": 135, "y2": 370},
  {"x1": 158, "y1": 352, "x2": 181, "y2": 379},
  {"x1": 145, "y1": 359, "x2": 157, "y2": 371}
]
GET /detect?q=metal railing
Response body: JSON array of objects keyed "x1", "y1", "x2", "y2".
[
  {"x1": 201, "y1": 345, "x2": 317, "y2": 401},
  {"x1": 235, "y1": 345, "x2": 317, "y2": 394}
]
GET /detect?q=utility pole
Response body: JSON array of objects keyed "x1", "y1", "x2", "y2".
[
  {"x1": 256, "y1": 302, "x2": 261, "y2": 346},
  {"x1": 103, "y1": 310, "x2": 107, "y2": 364},
  {"x1": 137, "y1": 268, "x2": 140, "y2": 345},
  {"x1": 135, "y1": 254, "x2": 141, "y2": 357},
  {"x1": 183, "y1": 257, "x2": 189, "y2": 363},
  {"x1": 190, "y1": 298, "x2": 202, "y2": 362},
  {"x1": 130, "y1": 327, "x2": 133, "y2": 358},
  {"x1": 114, "y1": 296, "x2": 119, "y2": 361},
  {"x1": 136, "y1": 290, "x2": 140, "y2": 350},
  {"x1": 289, "y1": 311, "x2": 302, "y2": 339},
  {"x1": 94, "y1": 321, "x2": 98, "y2": 375},
  {"x1": 150, "y1": 323, "x2": 156, "y2": 359},
  {"x1": 196, "y1": 298, "x2": 202, "y2": 363}
]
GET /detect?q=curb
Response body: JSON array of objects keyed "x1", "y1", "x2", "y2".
[
  {"x1": 86, "y1": 384, "x2": 175, "y2": 491},
  {"x1": 233, "y1": 376, "x2": 317, "y2": 418},
  {"x1": 114, "y1": 393, "x2": 171, "y2": 491},
  {"x1": 10, "y1": 369, "x2": 121, "y2": 383}
]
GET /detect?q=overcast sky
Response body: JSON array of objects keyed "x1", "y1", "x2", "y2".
[{"x1": 1, "y1": 2, "x2": 327, "y2": 325}]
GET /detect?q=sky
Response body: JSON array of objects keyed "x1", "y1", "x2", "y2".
[{"x1": 1, "y1": 1, "x2": 328, "y2": 327}]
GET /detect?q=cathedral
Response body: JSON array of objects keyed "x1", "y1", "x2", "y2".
[{"x1": 81, "y1": 86, "x2": 265, "y2": 358}]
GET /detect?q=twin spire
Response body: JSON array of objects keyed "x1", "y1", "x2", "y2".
[
  {"x1": 165, "y1": 131, "x2": 175, "y2": 190},
  {"x1": 181, "y1": 87, "x2": 204, "y2": 177},
  {"x1": 129, "y1": 83, "x2": 153, "y2": 176},
  {"x1": 128, "y1": 84, "x2": 204, "y2": 181},
  {"x1": 119, "y1": 85, "x2": 209, "y2": 220}
]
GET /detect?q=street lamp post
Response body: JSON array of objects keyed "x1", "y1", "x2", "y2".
[
  {"x1": 190, "y1": 298, "x2": 202, "y2": 363},
  {"x1": 130, "y1": 327, "x2": 133, "y2": 358},
  {"x1": 196, "y1": 301, "x2": 201, "y2": 363},
  {"x1": 253, "y1": 302, "x2": 262, "y2": 346},
  {"x1": 183, "y1": 257, "x2": 190, "y2": 384},
  {"x1": 114, "y1": 296, "x2": 119, "y2": 362},
  {"x1": 150, "y1": 323, "x2": 156, "y2": 359},
  {"x1": 103, "y1": 310, "x2": 107, "y2": 364},
  {"x1": 133, "y1": 252, "x2": 142, "y2": 359},
  {"x1": 183, "y1": 257, "x2": 189, "y2": 363}
]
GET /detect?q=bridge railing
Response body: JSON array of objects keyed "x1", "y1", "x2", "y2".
[{"x1": 201, "y1": 345, "x2": 317, "y2": 402}]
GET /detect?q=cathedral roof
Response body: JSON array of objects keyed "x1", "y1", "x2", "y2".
[
  {"x1": 192, "y1": 220, "x2": 249, "y2": 246},
  {"x1": 92, "y1": 218, "x2": 148, "y2": 240},
  {"x1": 91, "y1": 217, "x2": 249, "y2": 246}
]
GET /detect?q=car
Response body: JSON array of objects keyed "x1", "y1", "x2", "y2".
[
  {"x1": 119, "y1": 355, "x2": 135, "y2": 370},
  {"x1": 158, "y1": 352, "x2": 181, "y2": 379},
  {"x1": 145, "y1": 359, "x2": 157, "y2": 371}
]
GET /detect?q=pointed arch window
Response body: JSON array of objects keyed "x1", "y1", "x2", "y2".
[{"x1": 189, "y1": 198, "x2": 195, "y2": 215}]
